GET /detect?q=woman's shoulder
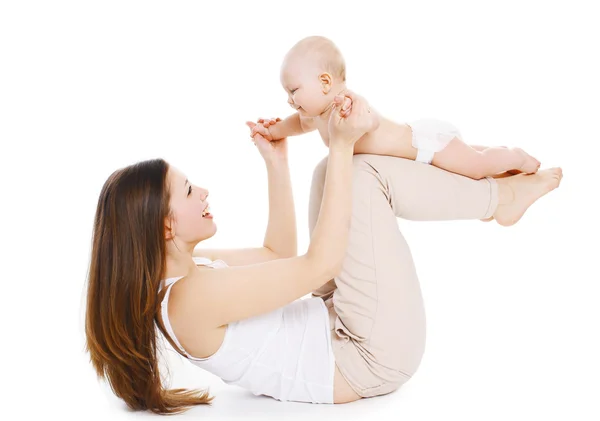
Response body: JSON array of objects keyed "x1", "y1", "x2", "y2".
[{"x1": 166, "y1": 265, "x2": 228, "y2": 358}]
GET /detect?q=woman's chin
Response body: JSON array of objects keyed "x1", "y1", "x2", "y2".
[{"x1": 198, "y1": 224, "x2": 217, "y2": 242}]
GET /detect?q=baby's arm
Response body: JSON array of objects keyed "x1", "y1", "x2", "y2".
[
  {"x1": 249, "y1": 113, "x2": 317, "y2": 141},
  {"x1": 268, "y1": 113, "x2": 307, "y2": 139}
]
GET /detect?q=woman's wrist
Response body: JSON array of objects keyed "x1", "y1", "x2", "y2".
[
  {"x1": 328, "y1": 142, "x2": 355, "y2": 155},
  {"x1": 265, "y1": 156, "x2": 289, "y2": 171}
]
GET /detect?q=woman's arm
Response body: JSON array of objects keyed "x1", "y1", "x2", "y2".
[
  {"x1": 179, "y1": 93, "x2": 371, "y2": 328},
  {"x1": 182, "y1": 145, "x2": 355, "y2": 328},
  {"x1": 193, "y1": 142, "x2": 296, "y2": 265},
  {"x1": 262, "y1": 156, "x2": 297, "y2": 257}
]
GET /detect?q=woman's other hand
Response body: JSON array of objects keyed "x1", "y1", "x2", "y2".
[{"x1": 327, "y1": 90, "x2": 372, "y2": 148}]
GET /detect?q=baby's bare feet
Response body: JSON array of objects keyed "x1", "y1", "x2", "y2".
[
  {"x1": 493, "y1": 168, "x2": 563, "y2": 226},
  {"x1": 514, "y1": 148, "x2": 541, "y2": 174}
]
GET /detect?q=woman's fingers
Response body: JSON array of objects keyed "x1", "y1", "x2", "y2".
[
  {"x1": 334, "y1": 92, "x2": 364, "y2": 119},
  {"x1": 342, "y1": 97, "x2": 352, "y2": 111},
  {"x1": 249, "y1": 124, "x2": 271, "y2": 140}
]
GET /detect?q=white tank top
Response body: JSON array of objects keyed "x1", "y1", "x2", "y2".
[{"x1": 159, "y1": 256, "x2": 335, "y2": 404}]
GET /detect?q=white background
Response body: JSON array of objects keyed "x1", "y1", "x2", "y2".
[{"x1": 1, "y1": 1, "x2": 599, "y2": 420}]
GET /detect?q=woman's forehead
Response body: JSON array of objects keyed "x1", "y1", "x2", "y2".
[
  {"x1": 168, "y1": 167, "x2": 188, "y2": 190},
  {"x1": 169, "y1": 167, "x2": 185, "y2": 181}
]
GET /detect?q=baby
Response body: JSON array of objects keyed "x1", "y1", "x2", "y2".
[{"x1": 247, "y1": 36, "x2": 540, "y2": 180}]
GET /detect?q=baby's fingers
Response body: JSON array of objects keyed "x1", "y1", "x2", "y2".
[{"x1": 263, "y1": 118, "x2": 278, "y2": 127}]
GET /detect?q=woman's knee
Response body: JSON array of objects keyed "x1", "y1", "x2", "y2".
[{"x1": 311, "y1": 156, "x2": 329, "y2": 188}]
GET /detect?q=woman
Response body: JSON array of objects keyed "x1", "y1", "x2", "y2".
[{"x1": 85, "y1": 92, "x2": 562, "y2": 414}]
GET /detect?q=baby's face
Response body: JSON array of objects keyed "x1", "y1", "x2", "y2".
[{"x1": 280, "y1": 56, "x2": 331, "y2": 117}]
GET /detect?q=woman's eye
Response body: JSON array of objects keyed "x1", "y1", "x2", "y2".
[{"x1": 188, "y1": 186, "x2": 192, "y2": 196}]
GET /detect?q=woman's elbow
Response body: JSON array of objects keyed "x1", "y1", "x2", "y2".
[
  {"x1": 277, "y1": 246, "x2": 298, "y2": 259},
  {"x1": 306, "y1": 251, "x2": 343, "y2": 281},
  {"x1": 327, "y1": 261, "x2": 343, "y2": 279}
]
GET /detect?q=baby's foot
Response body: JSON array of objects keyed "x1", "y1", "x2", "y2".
[
  {"x1": 493, "y1": 168, "x2": 563, "y2": 226},
  {"x1": 514, "y1": 148, "x2": 541, "y2": 174}
]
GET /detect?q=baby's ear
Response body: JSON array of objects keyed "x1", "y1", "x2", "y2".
[{"x1": 320, "y1": 72, "x2": 333, "y2": 94}]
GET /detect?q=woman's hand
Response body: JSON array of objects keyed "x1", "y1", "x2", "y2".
[
  {"x1": 246, "y1": 121, "x2": 288, "y2": 165},
  {"x1": 327, "y1": 90, "x2": 372, "y2": 148}
]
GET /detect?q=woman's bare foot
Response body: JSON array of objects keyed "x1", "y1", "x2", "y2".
[
  {"x1": 480, "y1": 171, "x2": 521, "y2": 221},
  {"x1": 493, "y1": 168, "x2": 563, "y2": 226},
  {"x1": 514, "y1": 148, "x2": 541, "y2": 174}
]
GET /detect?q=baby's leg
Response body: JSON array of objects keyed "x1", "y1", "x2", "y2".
[
  {"x1": 432, "y1": 138, "x2": 540, "y2": 179},
  {"x1": 471, "y1": 145, "x2": 523, "y2": 175}
]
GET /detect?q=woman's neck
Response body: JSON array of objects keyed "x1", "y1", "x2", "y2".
[{"x1": 165, "y1": 241, "x2": 197, "y2": 279}]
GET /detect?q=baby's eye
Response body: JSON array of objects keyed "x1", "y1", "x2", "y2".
[
  {"x1": 188, "y1": 186, "x2": 192, "y2": 196},
  {"x1": 291, "y1": 89, "x2": 298, "y2": 94}
]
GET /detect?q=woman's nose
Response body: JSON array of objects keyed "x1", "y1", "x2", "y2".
[{"x1": 195, "y1": 186, "x2": 209, "y2": 201}]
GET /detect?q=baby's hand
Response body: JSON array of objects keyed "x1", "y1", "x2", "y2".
[
  {"x1": 246, "y1": 117, "x2": 281, "y2": 141},
  {"x1": 258, "y1": 117, "x2": 281, "y2": 128},
  {"x1": 245, "y1": 118, "x2": 279, "y2": 141}
]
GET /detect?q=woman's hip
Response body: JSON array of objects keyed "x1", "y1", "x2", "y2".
[{"x1": 325, "y1": 298, "x2": 424, "y2": 399}]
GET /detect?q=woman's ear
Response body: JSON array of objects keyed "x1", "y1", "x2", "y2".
[
  {"x1": 320, "y1": 72, "x2": 333, "y2": 94},
  {"x1": 165, "y1": 219, "x2": 174, "y2": 241}
]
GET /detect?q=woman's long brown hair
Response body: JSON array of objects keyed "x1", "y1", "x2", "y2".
[{"x1": 85, "y1": 158, "x2": 213, "y2": 414}]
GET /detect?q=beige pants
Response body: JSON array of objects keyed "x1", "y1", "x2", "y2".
[{"x1": 308, "y1": 154, "x2": 498, "y2": 398}]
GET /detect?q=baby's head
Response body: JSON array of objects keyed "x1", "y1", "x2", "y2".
[{"x1": 280, "y1": 36, "x2": 346, "y2": 117}]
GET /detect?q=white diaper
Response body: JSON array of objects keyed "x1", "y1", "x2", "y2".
[{"x1": 407, "y1": 118, "x2": 462, "y2": 164}]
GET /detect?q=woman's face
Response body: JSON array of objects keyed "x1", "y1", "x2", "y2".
[{"x1": 166, "y1": 167, "x2": 216, "y2": 245}]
